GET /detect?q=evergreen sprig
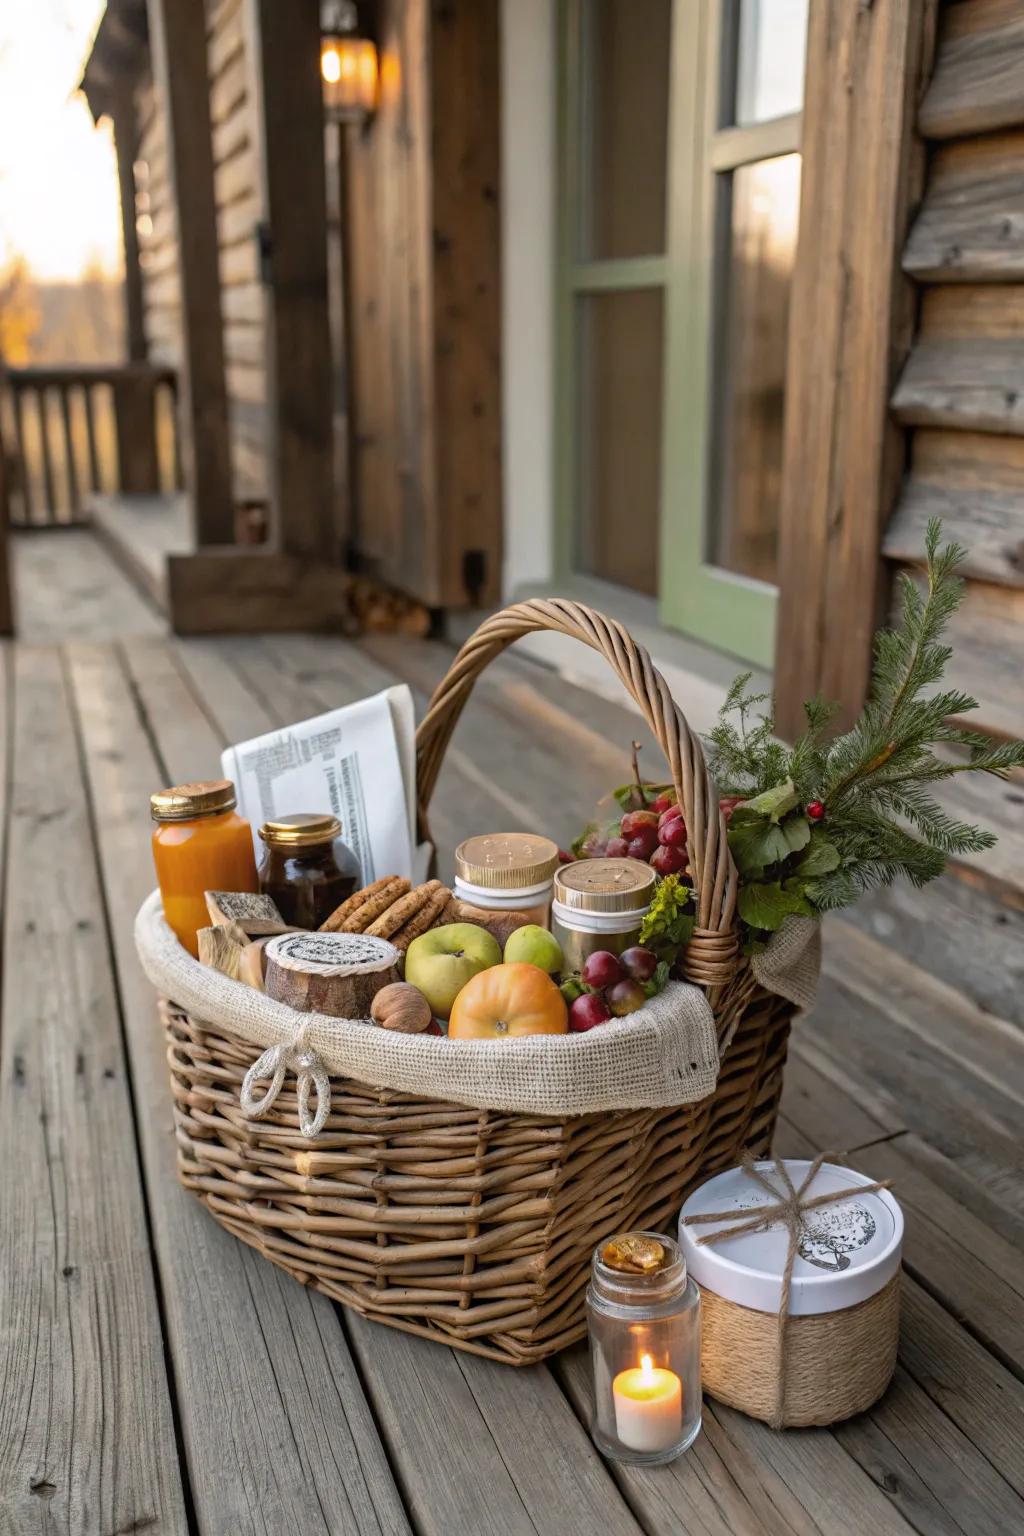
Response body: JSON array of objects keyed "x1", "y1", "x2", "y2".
[{"x1": 704, "y1": 520, "x2": 1024, "y2": 938}]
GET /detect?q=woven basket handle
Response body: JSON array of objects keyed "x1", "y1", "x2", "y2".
[{"x1": 414, "y1": 599, "x2": 739, "y2": 989}]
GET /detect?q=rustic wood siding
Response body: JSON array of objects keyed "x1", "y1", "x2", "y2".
[
  {"x1": 206, "y1": 0, "x2": 268, "y2": 504},
  {"x1": 344, "y1": 0, "x2": 501, "y2": 608},
  {"x1": 888, "y1": 0, "x2": 1024, "y2": 741},
  {"x1": 136, "y1": 74, "x2": 182, "y2": 367}
]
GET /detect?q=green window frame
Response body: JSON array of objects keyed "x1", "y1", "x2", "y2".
[{"x1": 556, "y1": 0, "x2": 804, "y2": 668}]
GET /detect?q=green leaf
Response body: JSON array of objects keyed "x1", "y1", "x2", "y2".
[
  {"x1": 738, "y1": 881, "x2": 814, "y2": 932},
  {"x1": 741, "y1": 778, "x2": 798, "y2": 823},
  {"x1": 642, "y1": 959, "x2": 672, "y2": 998},
  {"x1": 728, "y1": 818, "x2": 794, "y2": 874},
  {"x1": 781, "y1": 814, "x2": 811, "y2": 855},
  {"x1": 794, "y1": 836, "x2": 841, "y2": 877}
]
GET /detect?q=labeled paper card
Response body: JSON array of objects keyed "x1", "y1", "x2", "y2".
[{"x1": 222, "y1": 686, "x2": 417, "y2": 883}]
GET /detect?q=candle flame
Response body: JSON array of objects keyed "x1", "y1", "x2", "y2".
[{"x1": 640, "y1": 1353, "x2": 654, "y2": 1383}]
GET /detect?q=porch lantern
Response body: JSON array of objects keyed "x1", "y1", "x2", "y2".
[{"x1": 320, "y1": 0, "x2": 378, "y2": 123}]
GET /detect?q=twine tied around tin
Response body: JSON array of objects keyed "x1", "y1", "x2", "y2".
[{"x1": 681, "y1": 1152, "x2": 893, "y2": 1429}]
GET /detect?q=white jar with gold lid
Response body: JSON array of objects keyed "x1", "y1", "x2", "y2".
[{"x1": 551, "y1": 857, "x2": 655, "y2": 973}]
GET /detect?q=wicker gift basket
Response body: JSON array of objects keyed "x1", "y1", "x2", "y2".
[{"x1": 140, "y1": 601, "x2": 810, "y2": 1365}]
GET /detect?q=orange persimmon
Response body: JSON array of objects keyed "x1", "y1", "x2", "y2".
[{"x1": 448, "y1": 962, "x2": 568, "y2": 1040}]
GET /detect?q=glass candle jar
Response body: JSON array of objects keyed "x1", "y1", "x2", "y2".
[
  {"x1": 257, "y1": 812, "x2": 361, "y2": 929},
  {"x1": 151, "y1": 780, "x2": 259, "y2": 958},
  {"x1": 453, "y1": 833, "x2": 559, "y2": 927},
  {"x1": 551, "y1": 858, "x2": 656, "y2": 974},
  {"x1": 587, "y1": 1231, "x2": 701, "y2": 1465}
]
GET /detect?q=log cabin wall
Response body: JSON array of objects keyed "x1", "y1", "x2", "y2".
[
  {"x1": 343, "y1": 0, "x2": 502, "y2": 609},
  {"x1": 135, "y1": 72, "x2": 182, "y2": 368},
  {"x1": 886, "y1": 0, "x2": 1024, "y2": 744},
  {"x1": 206, "y1": 0, "x2": 269, "y2": 510}
]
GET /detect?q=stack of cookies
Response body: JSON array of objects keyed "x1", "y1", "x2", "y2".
[{"x1": 320, "y1": 877, "x2": 458, "y2": 951}]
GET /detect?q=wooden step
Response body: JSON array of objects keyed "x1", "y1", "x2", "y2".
[
  {"x1": 902, "y1": 131, "x2": 1024, "y2": 282},
  {"x1": 919, "y1": 0, "x2": 1024, "y2": 141},
  {"x1": 933, "y1": 748, "x2": 1024, "y2": 911},
  {"x1": 885, "y1": 429, "x2": 1024, "y2": 587},
  {"x1": 891, "y1": 339, "x2": 1024, "y2": 435}
]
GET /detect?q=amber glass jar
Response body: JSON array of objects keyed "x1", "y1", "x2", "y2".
[
  {"x1": 257, "y1": 813, "x2": 360, "y2": 929},
  {"x1": 151, "y1": 780, "x2": 259, "y2": 958}
]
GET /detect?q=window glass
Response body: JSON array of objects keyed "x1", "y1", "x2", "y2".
[
  {"x1": 733, "y1": 0, "x2": 809, "y2": 126},
  {"x1": 577, "y1": 0, "x2": 672, "y2": 259},
  {"x1": 708, "y1": 153, "x2": 801, "y2": 586},
  {"x1": 575, "y1": 288, "x2": 664, "y2": 594}
]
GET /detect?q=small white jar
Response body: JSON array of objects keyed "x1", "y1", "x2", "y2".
[
  {"x1": 551, "y1": 857, "x2": 656, "y2": 974},
  {"x1": 453, "y1": 833, "x2": 559, "y2": 928}
]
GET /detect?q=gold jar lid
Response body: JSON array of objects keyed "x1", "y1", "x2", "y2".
[
  {"x1": 554, "y1": 857, "x2": 655, "y2": 913},
  {"x1": 151, "y1": 779, "x2": 237, "y2": 822},
  {"x1": 259, "y1": 812, "x2": 342, "y2": 850},
  {"x1": 455, "y1": 832, "x2": 559, "y2": 890}
]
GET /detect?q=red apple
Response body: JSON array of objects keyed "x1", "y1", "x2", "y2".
[
  {"x1": 606, "y1": 979, "x2": 646, "y2": 1016},
  {"x1": 651, "y1": 843, "x2": 687, "y2": 877},
  {"x1": 570, "y1": 993, "x2": 612, "y2": 1032},
  {"x1": 582, "y1": 950, "x2": 625, "y2": 990},
  {"x1": 620, "y1": 946, "x2": 658, "y2": 983}
]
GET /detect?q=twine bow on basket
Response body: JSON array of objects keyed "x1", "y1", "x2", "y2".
[
  {"x1": 240, "y1": 1018, "x2": 331, "y2": 1139},
  {"x1": 681, "y1": 1152, "x2": 893, "y2": 1429}
]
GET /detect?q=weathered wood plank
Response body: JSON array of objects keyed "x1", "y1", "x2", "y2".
[
  {"x1": 892, "y1": 340, "x2": 1024, "y2": 435},
  {"x1": 249, "y1": 0, "x2": 336, "y2": 561},
  {"x1": 903, "y1": 130, "x2": 1024, "y2": 282},
  {"x1": 345, "y1": 1312, "x2": 647, "y2": 1536},
  {"x1": 884, "y1": 425, "x2": 1024, "y2": 587},
  {"x1": 0, "y1": 645, "x2": 188, "y2": 1534},
  {"x1": 823, "y1": 916, "x2": 1024, "y2": 1108},
  {"x1": 11, "y1": 527, "x2": 163, "y2": 644},
  {"x1": 166, "y1": 547, "x2": 353, "y2": 634},
  {"x1": 68, "y1": 640, "x2": 411, "y2": 1534},
  {"x1": 775, "y1": 0, "x2": 936, "y2": 736},
  {"x1": 146, "y1": 0, "x2": 234, "y2": 543},
  {"x1": 794, "y1": 976, "x2": 1024, "y2": 1231},
  {"x1": 840, "y1": 869, "x2": 1024, "y2": 1028},
  {"x1": 919, "y1": 0, "x2": 1024, "y2": 141}
]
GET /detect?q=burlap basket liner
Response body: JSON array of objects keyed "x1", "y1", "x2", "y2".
[
  {"x1": 136, "y1": 889, "x2": 818, "y2": 1117},
  {"x1": 136, "y1": 597, "x2": 822, "y2": 1363}
]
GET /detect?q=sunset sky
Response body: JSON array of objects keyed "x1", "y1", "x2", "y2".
[{"x1": 0, "y1": 0, "x2": 122, "y2": 281}]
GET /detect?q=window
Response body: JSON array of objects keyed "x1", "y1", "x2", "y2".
[{"x1": 558, "y1": 0, "x2": 809, "y2": 664}]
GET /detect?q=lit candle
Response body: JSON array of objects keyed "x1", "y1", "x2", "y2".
[{"x1": 612, "y1": 1353, "x2": 683, "y2": 1453}]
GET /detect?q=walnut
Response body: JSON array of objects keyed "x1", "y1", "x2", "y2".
[{"x1": 370, "y1": 981, "x2": 433, "y2": 1033}]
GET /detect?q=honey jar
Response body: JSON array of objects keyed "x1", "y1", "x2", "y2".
[{"x1": 151, "y1": 780, "x2": 259, "y2": 957}]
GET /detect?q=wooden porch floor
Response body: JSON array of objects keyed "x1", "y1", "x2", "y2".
[{"x1": 2, "y1": 530, "x2": 1022, "y2": 1536}]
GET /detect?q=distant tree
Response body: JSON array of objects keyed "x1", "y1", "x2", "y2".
[{"x1": 0, "y1": 255, "x2": 40, "y2": 364}]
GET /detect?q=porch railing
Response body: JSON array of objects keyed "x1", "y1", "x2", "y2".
[{"x1": 0, "y1": 363, "x2": 181, "y2": 527}]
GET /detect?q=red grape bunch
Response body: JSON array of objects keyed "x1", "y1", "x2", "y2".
[
  {"x1": 575, "y1": 788, "x2": 745, "y2": 877},
  {"x1": 568, "y1": 946, "x2": 659, "y2": 1033}
]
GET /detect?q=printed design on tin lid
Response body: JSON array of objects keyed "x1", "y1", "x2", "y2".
[{"x1": 799, "y1": 1201, "x2": 877, "y2": 1272}]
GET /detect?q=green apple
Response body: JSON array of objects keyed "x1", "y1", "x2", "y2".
[
  {"x1": 404, "y1": 923, "x2": 501, "y2": 1019},
  {"x1": 503, "y1": 925, "x2": 563, "y2": 976}
]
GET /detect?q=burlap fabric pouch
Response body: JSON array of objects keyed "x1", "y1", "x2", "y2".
[{"x1": 135, "y1": 890, "x2": 820, "y2": 1120}]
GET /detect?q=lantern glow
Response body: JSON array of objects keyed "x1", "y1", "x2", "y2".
[{"x1": 320, "y1": 2, "x2": 378, "y2": 122}]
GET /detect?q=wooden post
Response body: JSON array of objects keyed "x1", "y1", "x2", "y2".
[
  {"x1": 773, "y1": 0, "x2": 937, "y2": 738},
  {"x1": 146, "y1": 0, "x2": 234, "y2": 545},
  {"x1": 249, "y1": 0, "x2": 336, "y2": 562},
  {"x1": 112, "y1": 367, "x2": 161, "y2": 493},
  {"x1": 111, "y1": 82, "x2": 147, "y2": 364}
]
